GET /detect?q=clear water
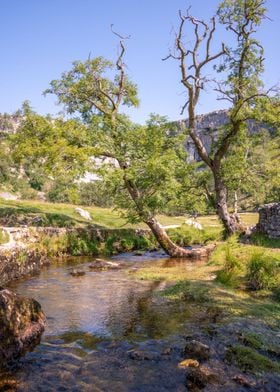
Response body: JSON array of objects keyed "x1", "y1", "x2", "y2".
[{"x1": 2, "y1": 253, "x2": 198, "y2": 391}]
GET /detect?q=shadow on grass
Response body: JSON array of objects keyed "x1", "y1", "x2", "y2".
[
  {"x1": 0, "y1": 205, "x2": 90, "y2": 228},
  {"x1": 249, "y1": 233, "x2": 280, "y2": 249},
  {"x1": 161, "y1": 278, "x2": 280, "y2": 326}
]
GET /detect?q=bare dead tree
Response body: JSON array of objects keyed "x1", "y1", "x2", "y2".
[{"x1": 165, "y1": 2, "x2": 270, "y2": 236}]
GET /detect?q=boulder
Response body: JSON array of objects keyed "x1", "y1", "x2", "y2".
[
  {"x1": 0, "y1": 288, "x2": 45, "y2": 368},
  {"x1": 75, "y1": 208, "x2": 92, "y2": 221}
]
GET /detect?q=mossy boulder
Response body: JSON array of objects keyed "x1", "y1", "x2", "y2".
[{"x1": 0, "y1": 288, "x2": 45, "y2": 368}]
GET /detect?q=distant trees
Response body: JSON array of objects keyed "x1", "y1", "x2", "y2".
[{"x1": 166, "y1": 0, "x2": 277, "y2": 235}]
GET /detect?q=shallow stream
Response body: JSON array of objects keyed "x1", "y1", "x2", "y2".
[{"x1": 2, "y1": 252, "x2": 200, "y2": 391}]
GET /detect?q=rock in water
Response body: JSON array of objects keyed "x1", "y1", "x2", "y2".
[
  {"x1": 0, "y1": 288, "x2": 45, "y2": 368},
  {"x1": 70, "y1": 269, "x2": 86, "y2": 277},
  {"x1": 75, "y1": 207, "x2": 92, "y2": 221}
]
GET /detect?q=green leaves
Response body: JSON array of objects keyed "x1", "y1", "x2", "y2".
[{"x1": 45, "y1": 56, "x2": 139, "y2": 119}]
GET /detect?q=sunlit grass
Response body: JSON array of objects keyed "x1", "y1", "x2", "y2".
[{"x1": 0, "y1": 198, "x2": 258, "y2": 230}]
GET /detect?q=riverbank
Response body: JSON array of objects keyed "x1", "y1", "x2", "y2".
[
  {"x1": 0, "y1": 220, "x2": 221, "y2": 287},
  {"x1": 1, "y1": 248, "x2": 280, "y2": 391}
]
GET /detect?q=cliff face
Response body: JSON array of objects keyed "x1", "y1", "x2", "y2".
[
  {"x1": 181, "y1": 109, "x2": 270, "y2": 161},
  {"x1": 0, "y1": 113, "x2": 21, "y2": 135}
]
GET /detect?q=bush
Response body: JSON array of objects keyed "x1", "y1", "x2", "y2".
[
  {"x1": 78, "y1": 181, "x2": 114, "y2": 207},
  {"x1": 104, "y1": 232, "x2": 154, "y2": 256},
  {"x1": 246, "y1": 252, "x2": 280, "y2": 291},
  {"x1": 216, "y1": 243, "x2": 242, "y2": 287},
  {"x1": 167, "y1": 224, "x2": 220, "y2": 247},
  {"x1": 67, "y1": 232, "x2": 98, "y2": 256}
]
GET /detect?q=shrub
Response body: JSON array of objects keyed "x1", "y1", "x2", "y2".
[
  {"x1": 216, "y1": 241, "x2": 241, "y2": 287},
  {"x1": 104, "y1": 232, "x2": 154, "y2": 256},
  {"x1": 167, "y1": 224, "x2": 220, "y2": 247},
  {"x1": 67, "y1": 232, "x2": 98, "y2": 256},
  {"x1": 246, "y1": 252, "x2": 280, "y2": 291}
]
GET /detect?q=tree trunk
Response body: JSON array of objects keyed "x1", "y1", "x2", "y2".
[
  {"x1": 145, "y1": 217, "x2": 193, "y2": 257},
  {"x1": 214, "y1": 173, "x2": 243, "y2": 236}
]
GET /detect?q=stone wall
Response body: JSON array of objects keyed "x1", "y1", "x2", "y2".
[{"x1": 257, "y1": 203, "x2": 280, "y2": 239}]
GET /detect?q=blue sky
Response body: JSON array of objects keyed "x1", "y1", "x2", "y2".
[{"x1": 0, "y1": 0, "x2": 279, "y2": 123}]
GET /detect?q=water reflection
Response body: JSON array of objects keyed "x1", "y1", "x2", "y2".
[{"x1": 4, "y1": 254, "x2": 198, "y2": 391}]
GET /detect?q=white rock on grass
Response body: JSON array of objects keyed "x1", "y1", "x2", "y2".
[
  {"x1": 185, "y1": 219, "x2": 203, "y2": 230},
  {"x1": 75, "y1": 208, "x2": 92, "y2": 221}
]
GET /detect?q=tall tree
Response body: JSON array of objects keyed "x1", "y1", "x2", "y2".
[
  {"x1": 166, "y1": 0, "x2": 272, "y2": 235},
  {"x1": 46, "y1": 36, "x2": 195, "y2": 257}
]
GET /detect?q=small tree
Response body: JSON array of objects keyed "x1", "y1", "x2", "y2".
[
  {"x1": 166, "y1": 0, "x2": 273, "y2": 235},
  {"x1": 46, "y1": 35, "x2": 196, "y2": 257}
]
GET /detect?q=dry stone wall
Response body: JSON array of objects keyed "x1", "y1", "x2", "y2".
[{"x1": 257, "y1": 203, "x2": 280, "y2": 239}]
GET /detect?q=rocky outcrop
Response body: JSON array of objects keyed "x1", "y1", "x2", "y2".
[
  {"x1": 0, "y1": 288, "x2": 45, "y2": 368},
  {"x1": 257, "y1": 202, "x2": 280, "y2": 238},
  {"x1": 180, "y1": 109, "x2": 272, "y2": 162},
  {"x1": 0, "y1": 248, "x2": 49, "y2": 287}
]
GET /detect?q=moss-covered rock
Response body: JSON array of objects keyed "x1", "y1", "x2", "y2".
[{"x1": 0, "y1": 288, "x2": 45, "y2": 368}]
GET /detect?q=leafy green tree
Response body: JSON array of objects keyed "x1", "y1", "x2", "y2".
[
  {"x1": 11, "y1": 107, "x2": 92, "y2": 199},
  {"x1": 46, "y1": 37, "x2": 196, "y2": 257}
]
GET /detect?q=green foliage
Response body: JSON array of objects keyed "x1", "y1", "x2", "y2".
[
  {"x1": 250, "y1": 233, "x2": 280, "y2": 249},
  {"x1": 78, "y1": 181, "x2": 114, "y2": 207},
  {"x1": 216, "y1": 238, "x2": 242, "y2": 287},
  {"x1": 162, "y1": 281, "x2": 210, "y2": 303},
  {"x1": 239, "y1": 332, "x2": 264, "y2": 350},
  {"x1": 167, "y1": 225, "x2": 221, "y2": 247},
  {"x1": 67, "y1": 232, "x2": 98, "y2": 256},
  {"x1": 34, "y1": 234, "x2": 69, "y2": 257},
  {"x1": 47, "y1": 180, "x2": 80, "y2": 204},
  {"x1": 225, "y1": 345, "x2": 280, "y2": 374},
  {"x1": 104, "y1": 232, "x2": 154, "y2": 256},
  {"x1": 45, "y1": 56, "x2": 139, "y2": 119},
  {"x1": 217, "y1": 0, "x2": 266, "y2": 99},
  {"x1": 246, "y1": 252, "x2": 280, "y2": 291},
  {"x1": 10, "y1": 109, "x2": 92, "y2": 199}
]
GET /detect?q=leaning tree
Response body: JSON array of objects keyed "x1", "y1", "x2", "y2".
[
  {"x1": 46, "y1": 33, "x2": 196, "y2": 257},
  {"x1": 166, "y1": 0, "x2": 273, "y2": 235}
]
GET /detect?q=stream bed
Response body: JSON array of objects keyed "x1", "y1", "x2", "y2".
[{"x1": 1, "y1": 252, "x2": 196, "y2": 391}]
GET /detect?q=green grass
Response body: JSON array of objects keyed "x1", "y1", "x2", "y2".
[
  {"x1": 225, "y1": 345, "x2": 280, "y2": 374},
  {"x1": 0, "y1": 198, "x2": 259, "y2": 230},
  {"x1": 250, "y1": 233, "x2": 280, "y2": 248}
]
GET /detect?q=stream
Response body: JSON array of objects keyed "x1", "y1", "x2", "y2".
[{"x1": 1, "y1": 252, "x2": 198, "y2": 391}]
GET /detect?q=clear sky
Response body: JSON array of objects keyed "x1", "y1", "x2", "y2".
[{"x1": 0, "y1": 0, "x2": 279, "y2": 123}]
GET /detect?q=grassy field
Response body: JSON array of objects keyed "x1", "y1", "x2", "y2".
[{"x1": 0, "y1": 198, "x2": 258, "y2": 229}]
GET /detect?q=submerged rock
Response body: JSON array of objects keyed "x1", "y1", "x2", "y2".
[
  {"x1": 69, "y1": 269, "x2": 86, "y2": 277},
  {"x1": 0, "y1": 288, "x2": 45, "y2": 368},
  {"x1": 89, "y1": 259, "x2": 121, "y2": 270},
  {"x1": 186, "y1": 365, "x2": 220, "y2": 389},
  {"x1": 184, "y1": 340, "x2": 210, "y2": 361}
]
